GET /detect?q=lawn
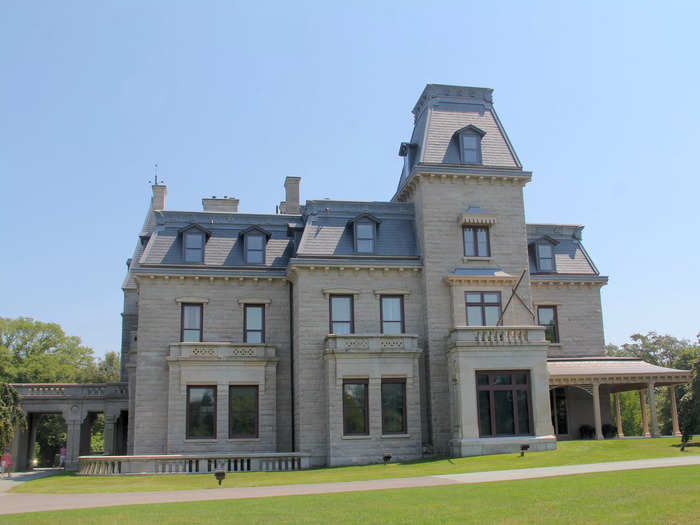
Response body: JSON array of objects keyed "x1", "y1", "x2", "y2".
[
  {"x1": 5, "y1": 465, "x2": 700, "y2": 524},
  {"x1": 12, "y1": 437, "x2": 699, "y2": 494}
]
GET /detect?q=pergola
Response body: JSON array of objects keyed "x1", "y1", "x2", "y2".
[{"x1": 548, "y1": 357, "x2": 692, "y2": 440}]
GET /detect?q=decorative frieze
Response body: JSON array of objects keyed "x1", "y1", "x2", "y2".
[
  {"x1": 169, "y1": 342, "x2": 277, "y2": 361},
  {"x1": 324, "y1": 334, "x2": 420, "y2": 354}
]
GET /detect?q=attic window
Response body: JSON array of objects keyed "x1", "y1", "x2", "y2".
[
  {"x1": 349, "y1": 214, "x2": 381, "y2": 254},
  {"x1": 535, "y1": 243, "x2": 555, "y2": 272},
  {"x1": 457, "y1": 125, "x2": 485, "y2": 165},
  {"x1": 184, "y1": 232, "x2": 204, "y2": 263},
  {"x1": 240, "y1": 226, "x2": 271, "y2": 265}
]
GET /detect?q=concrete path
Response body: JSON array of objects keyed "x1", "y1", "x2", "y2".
[
  {"x1": 1, "y1": 456, "x2": 699, "y2": 516},
  {"x1": 0, "y1": 469, "x2": 61, "y2": 494}
]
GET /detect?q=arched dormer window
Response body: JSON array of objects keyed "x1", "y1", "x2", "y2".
[
  {"x1": 456, "y1": 125, "x2": 485, "y2": 165},
  {"x1": 348, "y1": 213, "x2": 381, "y2": 254},
  {"x1": 178, "y1": 224, "x2": 211, "y2": 264},
  {"x1": 239, "y1": 226, "x2": 271, "y2": 265},
  {"x1": 530, "y1": 235, "x2": 559, "y2": 273}
]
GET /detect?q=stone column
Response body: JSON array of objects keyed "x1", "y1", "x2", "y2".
[
  {"x1": 64, "y1": 419, "x2": 82, "y2": 471},
  {"x1": 103, "y1": 413, "x2": 117, "y2": 456},
  {"x1": 669, "y1": 386, "x2": 681, "y2": 437},
  {"x1": 648, "y1": 383, "x2": 659, "y2": 437},
  {"x1": 592, "y1": 382, "x2": 603, "y2": 440},
  {"x1": 639, "y1": 390, "x2": 650, "y2": 437},
  {"x1": 614, "y1": 393, "x2": 624, "y2": 438}
]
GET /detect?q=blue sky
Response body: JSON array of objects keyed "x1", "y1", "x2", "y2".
[{"x1": 1, "y1": 1, "x2": 698, "y2": 357}]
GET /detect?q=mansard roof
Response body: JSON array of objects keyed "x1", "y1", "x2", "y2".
[
  {"x1": 527, "y1": 223, "x2": 602, "y2": 277},
  {"x1": 297, "y1": 200, "x2": 418, "y2": 258}
]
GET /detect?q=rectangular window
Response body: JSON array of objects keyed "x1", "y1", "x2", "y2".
[
  {"x1": 343, "y1": 379, "x2": 368, "y2": 435},
  {"x1": 181, "y1": 303, "x2": 203, "y2": 342},
  {"x1": 186, "y1": 385, "x2": 216, "y2": 439},
  {"x1": 330, "y1": 295, "x2": 354, "y2": 334},
  {"x1": 461, "y1": 134, "x2": 480, "y2": 163},
  {"x1": 229, "y1": 385, "x2": 258, "y2": 438},
  {"x1": 536, "y1": 243, "x2": 554, "y2": 272},
  {"x1": 380, "y1": 295, "x2": 404, "y2": 334},
  {"x1": 476, "y1": 371, "x2": 532, "y2": 437},
  {"x1": 537, "y1": 306, "x2": 559, "y2": 343},
  {"x1": 465, "y1": 292, "x2": 501, "y2": 326},
  {"x1": 463, "y1": 226, "x2": 490, "y2": 257},
  {"x1": 381, "y1": 379, "x2": 406, "y2": 434},
  {"x1": 356, "y1": 222, "x2": 375, "y2": 253},
  {"x1": 184, "y1": 232, "x2": 204, "y2": 263},
  {"x1": 244, "y1": 304, "x2": 265, "y2": 343},
  {"x1": 246, "y1": 233, "x2": 265, "y2": 264}
]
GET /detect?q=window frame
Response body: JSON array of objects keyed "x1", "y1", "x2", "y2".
[
  {"x1": 465, "y1": 292, "x2": 502, "y2": 326},
  {"x1": 186, "y1": 385, "x2": 217, "y2": 440},
  {"x1": 181, "y1": 303, "x2": 204, "y2": 342},
  {"x1": 243, "y1": 304, "x2": 265, "y2": 343},
  {"x1": 244, "y1": 232, "x2": 266, "y2": 265},
  {"x1": 475, "y1": 370, "x2": 533, "y2": 438},
  {"x1": 183, "y1": 231, "x2": 205, "y2": 263},
  {"x1": 354, "y1": 221, "x2": 376, "y2": 254},
  {"x1": 381, "y1": 378, "x2": 407, "y2": 435},
  {"x1": 459, "y1": 129, "x2": 483, "y2": 164},
  {"x1": 329, "y1": 294, "x2": 355, "y2": 334},
  {"x1": 228, "y1": 385, "x2": 259, "y2": 439},
  {"x1": 537, "y1": 305, "x2": 560, "y2": 343},
  {"x1": 463, "y1": 226, "x2": 491, "y2": 257},
  {"x1": 380, "y1": 295, "x2": 405, "y2": 334},
  {"x1": 535, "y1": 242, "x2": 556, "y2": 272},
  {"x1": 342, "y1": 379, "x2": 369, "y2": 436}
]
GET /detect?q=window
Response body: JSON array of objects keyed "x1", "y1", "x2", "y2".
[
  {"x1": 537, "y1": 306, "x2": 559, "y2": 343},
  {"x1": 463, "y1": 226, "x2": 490, "y2": 257},
  {"x1": 246, "y1": 233, "x2": 265, "y2": 264},
  {"x1": 356, "y1": 222, "x2": 375, "y2": 253},
  {"x1": 476, "y1": 371, "x2": 532, "y2": 437},
  {"x1": 465, "y1": 292, "x2": 501, "y2": 326},
  {"x1": 461, "y1": 133, "x2": 481, "y2": 163},
  {"x1": 244, "y1": 304, "x2": 265, "y2": 343},
  {"x1": 380, "y1": 295, "x2": 404, "y2": 334},
  {"x1": 536, "y1": 243, "x2": 554, "y2": 272},
  {"x1": 184, "y1": 232, "x2": 204, "y2": 263},
  {"x1": 330, "y1": 295, "x2": 354, "y2": 334},
  {"x1": 343, "y1": 379, "x2": 368, "y2": 435},
  {"x1": 381, "y1": 379, "x2": 406, "y2": 434},
  {"x1": 550, "y1": 387, "x2": 568, "y2": 435},
  {"x1": 187, "y1": 385, "x2": 216, "y2": 439},
  {"x1": 181, "y1": 303, "x2": 203, "y2": 342},
  {"x1": 229, "y1": 386, "x2": 258, "y2": 438}
]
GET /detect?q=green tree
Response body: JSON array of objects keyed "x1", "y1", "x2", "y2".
[
  {"x1": 0, "y1": 383, "x2": 27, "y2": 452},
  {"x1": 678, "y1": 358, "x2": 700, "y2": 439}
]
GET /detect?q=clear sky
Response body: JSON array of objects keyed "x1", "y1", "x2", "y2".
[{"x1": 1, "y1": 1, "x2": 698, "y2": 357}]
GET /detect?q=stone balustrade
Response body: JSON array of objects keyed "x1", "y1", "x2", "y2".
[
  {"x1": 78, "y1": 452, "x2": 311, "y2": 475},
  {"x1": 324, "y1": 333, "x2": 420, "y2": 353},
  {"x1": 169, "y1": 342, "x2": 277, "y2": 360},
  {"x1": 12, "y1": 382, "x2": 128, "y2": 400},
  {"x1": 448, "y1": 326, "x2": 547, "y2": 346}
]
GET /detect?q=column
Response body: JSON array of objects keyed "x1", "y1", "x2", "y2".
[
  {"x1": 669, "y1": 386, "x2": 681, "y2": 437},
  {"x1": 592, "y1": 382, "x2": 603, "y2": 440},
  {"x1": 103, "y1": 413, "x2": 117, "y2": 455},
  {"x1": 65, "y1": 419, "x2": 82, "y2": 471},
  {"x1": 639, "y1": 390, "x2": 650, "y2": 437},
  {"x1": 648, "y1": 383, "x2": 659, "y2": 437},
  {"x1": 614, "y1": 393, "x2": 624, "y2": 438}
]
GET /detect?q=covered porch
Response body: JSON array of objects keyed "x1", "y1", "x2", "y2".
[{"x1": 548, "y1": 357, "x2": 692, "y2": 440}]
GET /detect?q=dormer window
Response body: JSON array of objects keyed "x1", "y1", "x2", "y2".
[
  {"x1": 349, "y1": 213, "x2": 381, "y2": 254},
  {"x1": 456, "y1": 125, "x2": 485, "y2": 165},
  {"x1": 532, "y1": 237, "x2": 558, "y2": 272},
  {"x1": 179, "y1": 224, "x2": 211, "y2": 264},
  {"x1": 240, "y1": 226, "x2": 271, "y2": 265}
]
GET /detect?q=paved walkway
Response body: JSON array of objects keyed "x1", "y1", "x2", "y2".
[
  {"x1": 0, "y1": 469, "x2": 61, "y2": 494},
  {"x1": 1, "y1": 456, "x2": 699, "y2": 515}
]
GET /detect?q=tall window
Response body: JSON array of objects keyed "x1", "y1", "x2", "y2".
[
  {"x1": 537, "y1": 306, "x2": 559, "y2": 343},
  {"x1": 229, "y1": 385, "x2": 258, "y2": 438},
  {"x1": 381, "y1": 379, "x2": 406, "y2": 434},
  {"x1": 246, "y1": 233, "x2": 265, "y2": 264},
  {"x1": 343, "y1": 379, "x2": 368, "y2": 435},
  {"x1": 330, "y1": 295, "x2": 354, "y2": 334},
  {"x1": 244, "y1": 304, "x2": 265, "y2": 343},
  {"x1": 181, "y1": 303, "x2": 203, "y2": 342},
  {"x1": 550, "y1": 387, "x2": 568, "y2": 436},
  {"x1": 184, "y1": 232, "x2": 204, "y2": 263},
  {"x1": 187, "y1": 385, "x2": 216, "y2": 439},
  {"x1": 460, "y1": 132, "x2": 481, "y2": 164},
  {"x1": 476, "y1": 371, "x2": 532, "y2": 437},
  {"x1": 465, "y1": 292, "x2": 501, "y2": 326},
  {"x1": 536, "y1": 243, "x2": 554, "y2": 272},
  {"x1": 463, "y1": 226, "x2": 490, "y2": 257},
  {"x1": 380, "y1": 295, "x2": 404, "y2": 334},
  {"x1": 355, "y1": 222, "x2": 375, "y2": 253}
]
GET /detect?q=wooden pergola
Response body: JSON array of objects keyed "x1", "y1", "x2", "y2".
[{"x1": 548, "y1": 357, "x2": 692, "y2": 440}]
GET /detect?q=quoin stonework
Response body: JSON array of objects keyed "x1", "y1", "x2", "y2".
[{"x1": 11, "y1": 84, "x2": 692, "y2": 473}]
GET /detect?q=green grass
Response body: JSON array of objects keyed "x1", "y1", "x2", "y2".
[
  {"x1": 12, "y1": 437, "x2": 699, "y2": 494},
  {"x1": 5, "y1": 465, "x2": 700, "y2": 524}
]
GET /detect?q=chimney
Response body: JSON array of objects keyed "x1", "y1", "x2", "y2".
[
  {"x1": 281, "y1": 177, "x2": 301, "y2": 214},
  {"x1": 151, "y1": 184, "x2": 167, "y2": 211},
  {"x1": 202, "y1": 196, "x2": 239, "y2": 213}
]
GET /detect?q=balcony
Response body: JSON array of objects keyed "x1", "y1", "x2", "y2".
[
  {"x1": 324, "y1": 333, "x2": 420, "y2": 354},
  {"x1": 169, "y1": 342, "x2": 277, "y2": 361},
  {"x1": 448, "y1": 326, "x2": 547, "y2": 347}
]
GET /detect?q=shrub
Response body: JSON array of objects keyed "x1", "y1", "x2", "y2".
[
  {"x1": 579, "y1": 424, "x2": 595, "y2": 439},
  {"x1": 602, "y1": 423, "x2": 617, "y2": 439}
]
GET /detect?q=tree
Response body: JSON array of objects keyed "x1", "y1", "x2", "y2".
[
  {"x1": 678, "y1": 358, "x2": 700, "y2": 440},
  {"x1": 0, "y1": 383, "x2": 27, "y2": 453}
]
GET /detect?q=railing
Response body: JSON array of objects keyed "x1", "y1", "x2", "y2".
[
  {"x1": 448, "y1": 326, "x2": 547, "y2": 346},
  {"x1": 325, "y1": 334, "x2": 420, "y2": 353},
  {"x1": 169, "y1": 342, "x2": 277, "y2": 361},
  {"x1": 78, "y1": 452, "x2": 311, "y2": 476},
  {"x1": 12, "y1": 382, "x2": 128, "y2": 400}
]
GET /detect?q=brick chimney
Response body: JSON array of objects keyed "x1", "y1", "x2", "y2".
[
  {"x1": 202, "y1": 196, "x2": 239, "y2": 212},
  {"x1": 151, "y1": 184, "x2": 167, "y2": 210},
  {"x1": 280, "y1": 177, "x2": 301, "y2": 214}
]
